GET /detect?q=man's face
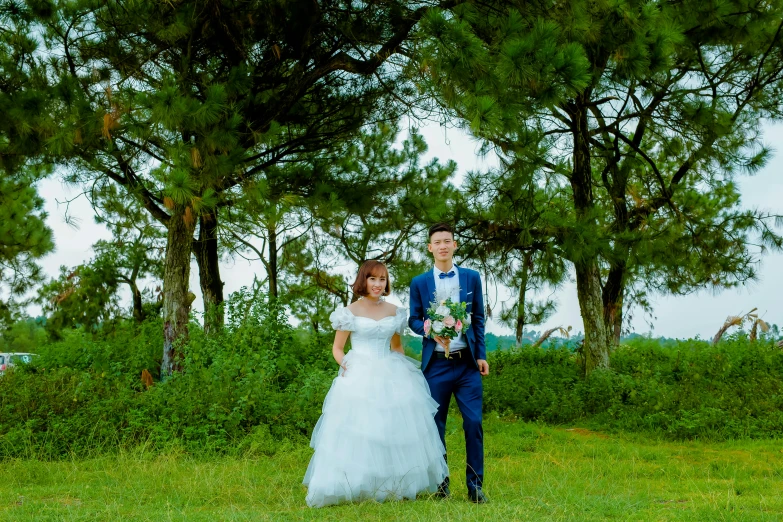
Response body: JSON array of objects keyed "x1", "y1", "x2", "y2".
[{"x1": 428, "y1": 231, "x2": 457, "y2": 263}]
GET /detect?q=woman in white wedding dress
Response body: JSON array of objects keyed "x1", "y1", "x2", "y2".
[{"x1": 303, "y1": 260, "x2": 448, "y2": 507}]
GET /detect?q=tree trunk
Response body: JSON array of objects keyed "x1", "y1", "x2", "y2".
[
  {"x1": 195, "y1": 212, "x2": 224, "y2": 332},
  {"x1": 268, "y1": 224, "x2": 278, "y2": 298},
  {"x1": 161, "y1": 207, "x2": 196, "y2": 376},
  {"x1": 131, "y1": 281, "x2": 145, "y2": 323},
  {"x1": 568, "y1": 94, "x2": 610, "y2": 375},
  {"x1": 514, "y1": 295, "x2": 526, "y2": 346},
  {"x1": 515, "y1": 252, "x2": 533, "y2": 346},
  {"x1": 602, "y1": 262, "x2": 625, "y2": 347},
  {"x1": 602, "y1": 153, "x2": 629, "y2": 348},
  {"x1": 575, "y1": 260, "x2": 610, "y2": 373}
]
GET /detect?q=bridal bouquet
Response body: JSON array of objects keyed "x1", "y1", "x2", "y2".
[{"x1": 423, "y1": 292, "x2": 471, "y2": 357}]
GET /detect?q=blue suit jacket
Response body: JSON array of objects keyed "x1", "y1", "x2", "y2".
[{"x1": 408, "y1": 267, "x2": 486, "y2": 371}]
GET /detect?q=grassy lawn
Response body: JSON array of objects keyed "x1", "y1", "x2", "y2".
[{"x1": 1, "y1": 415, "x2": 782, "y2": 521}]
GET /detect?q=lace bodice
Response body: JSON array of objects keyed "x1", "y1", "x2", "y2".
[{"x1": 330, "y1": 306, "x2": 408, "y2": 359}]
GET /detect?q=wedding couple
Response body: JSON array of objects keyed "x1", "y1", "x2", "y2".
[{"x1": 303, "y1": 223, "x2": 489, "y2": 507}]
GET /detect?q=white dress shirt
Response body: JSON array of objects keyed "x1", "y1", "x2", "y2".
[{"x1": 433, "y1": 264, "x2": 467, "y2": 352}]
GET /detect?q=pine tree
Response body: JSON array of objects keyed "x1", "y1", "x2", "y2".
[
  {"x1": 313, "y1": 123, "x2": 458, "y2": 296},
  {"x1": 421, "y1": 0, "x2": 783, "y2": 374},
  {"x1": 282, "y1": 232, "x2": 350, "y2": 333},
  {"x1": 38, "y1": 204, "x2": 165, "y2": 333},
  {"x1": 224, "y1": 184, "x2": 311, "y2": 301},
  {"x1": 455, "y1": 163, "x2": 570, "y2": 345},
  {"x1": 33, "y1": 0, "x2": 448, "y2": 373},
  {"x1": 92, "y1": 196, "x2": 166, "y2": 323},
  {"x1": 0, "y1": 2, "x2": 55, "y2": 324},
  {"x1": 224, "y1": 122, "x2": 457, "y2": 320},
  {"x1": 0, "y1": 177, "x2": 54, "y2": 323},
  {"x1": 38, "y1": 262, "x2": 121, "y2": 335}
]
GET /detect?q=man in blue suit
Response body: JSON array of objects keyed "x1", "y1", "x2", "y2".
[{"x1": 409, "y1": 223, "x2": 489, "y2": 503}]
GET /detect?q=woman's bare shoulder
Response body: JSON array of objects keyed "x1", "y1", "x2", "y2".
[{"x1": 384, "y1": 301, "x2": 401, "y2": 312}]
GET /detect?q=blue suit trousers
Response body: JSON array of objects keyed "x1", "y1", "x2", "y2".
[{"x1": 423, "y1": 356, "x2": 484, "y2": 492}]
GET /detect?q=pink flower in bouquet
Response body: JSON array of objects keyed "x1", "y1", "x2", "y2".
[
  {"x1": 455, "y1": 319, "x2": 463, "y2": 332},
  {"x1": 424, "y1": 319, "x2": 432, "y2": 336},
  {"x1": 443, "y1": 315, "x2": 456, "y2": 328}
]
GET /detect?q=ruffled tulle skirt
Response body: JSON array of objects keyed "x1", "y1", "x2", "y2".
[{"x1": 303, "y1": 350, "x2": 449, "y2": 507}]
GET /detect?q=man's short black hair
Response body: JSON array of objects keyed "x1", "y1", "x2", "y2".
[{"x1": 428, "y1": 222, "x2": 455, "y2": 239}]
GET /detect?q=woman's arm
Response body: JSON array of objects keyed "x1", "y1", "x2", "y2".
[
  {"x1": 332, "y1": 330, "x2": 351, "y2": 372},
  {"x1": 408, "y1": 279, "x2": 426, "y2": 335},
  {"x1": 391, "y1": 333, "x2": 404, "y2": 354}
]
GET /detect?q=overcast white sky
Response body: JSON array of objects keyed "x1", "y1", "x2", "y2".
[{"x1": 33, "y1": 120, "x2": 783, "y2": 339}]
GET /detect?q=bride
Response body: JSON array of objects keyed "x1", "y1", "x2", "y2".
[{"x1": 303, "y1": 260, "x2": 448, "y2": 507}]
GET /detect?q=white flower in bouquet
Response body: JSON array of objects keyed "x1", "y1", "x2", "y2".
[
  {"x1": 435, "y1": 305, "x2": 450, "y2": 317},
  {"x1": 463, "y1": 314, "x2": 471, "y2": 326},
  {"x1": 432, "y1": 320, "x2": 445, "y2": 334}
]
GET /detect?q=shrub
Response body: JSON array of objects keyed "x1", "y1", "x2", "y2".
[
  {"x1": 0, "y1": 291, "x2": 336, "y2": 459},
  {"x1": 4, "y1": 295, "x2": 783, "y2": 460},
  {"x1": 484, "y1": 345, "x2": 583, "y2": 423},
  {"x1": 485, "y1": 335, "x2": 783, "y2": 440}
]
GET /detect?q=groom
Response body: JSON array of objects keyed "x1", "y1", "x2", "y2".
[{"x1": 409, "y1": 223, "x2": 489, "y2": 503}]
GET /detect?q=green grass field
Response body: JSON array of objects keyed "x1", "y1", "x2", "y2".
[{"x1": 2, "y1": 415, "x2": 782, "y2": 521}]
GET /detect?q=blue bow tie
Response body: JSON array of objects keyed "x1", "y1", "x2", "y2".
[{"x1": 438, "y1": 271, "x2": 456, "y2": 279}]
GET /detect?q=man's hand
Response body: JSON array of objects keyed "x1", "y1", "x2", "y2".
[
  {"x1": 477, "y1": 359, "x2": 489, "y2": 376},
  {"x1": 433, "y1": 335, "x2": 451, "y2": 351}
]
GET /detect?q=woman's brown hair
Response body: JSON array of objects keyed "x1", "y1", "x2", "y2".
[{"x1": 351, "y1": 260, "x2": 391, "y2": 297}]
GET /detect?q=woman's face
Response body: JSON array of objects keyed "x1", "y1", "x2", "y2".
[{"x1": 366, "y1": 273, "x2": 387, "y2": 298}]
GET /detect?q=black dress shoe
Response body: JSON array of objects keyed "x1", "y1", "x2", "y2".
[
  {"x1": 468, "y1": 488, "x2": 488, "y2": 503},
  {"x1": 435, "y1": 479, "x2": 450, "y2": 499}
]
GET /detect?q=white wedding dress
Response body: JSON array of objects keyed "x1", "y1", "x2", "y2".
[{"x1": 303, "y1": 306, "x2": 448, "y2": 508}]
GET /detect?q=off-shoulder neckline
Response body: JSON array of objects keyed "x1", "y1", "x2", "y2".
[{"x1": 343, "y1": 306, "x2": 405, "y2": 322}]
